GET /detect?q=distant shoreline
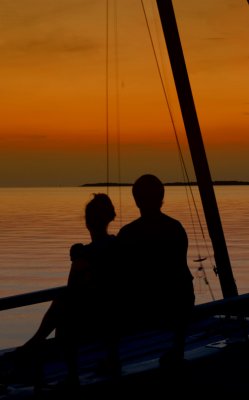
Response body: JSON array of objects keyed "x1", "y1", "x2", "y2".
[
  {"x1": 81, "y1": 181, "x2": 249, "y2": 187},
  {"x1": 1, "y1": 181, "x2": 249, "y2": 188}
]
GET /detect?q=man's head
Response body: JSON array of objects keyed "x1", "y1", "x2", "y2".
[{"x1": 132, "y1": 174, "x2": 164, "y2": 214}]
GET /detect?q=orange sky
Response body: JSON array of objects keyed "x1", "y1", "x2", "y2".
[{"x1": 0, "y1": 0, "x2": 248, "y2": 186}]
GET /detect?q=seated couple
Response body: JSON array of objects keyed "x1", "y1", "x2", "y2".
[{"x1": 17, "y1": 174, "x2": 195, "y2": 390}]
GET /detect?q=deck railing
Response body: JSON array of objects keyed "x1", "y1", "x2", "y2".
[
  {"x1": 0, "y1": 286, "x2": 66, "y2": 311},
  {"x1": 1, "y1": 286, "x2": 249, "y2": 318}
]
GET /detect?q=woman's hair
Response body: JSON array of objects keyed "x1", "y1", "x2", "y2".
[{"x1": 85, "y1": 193, "x2": 116, "y2": 230}]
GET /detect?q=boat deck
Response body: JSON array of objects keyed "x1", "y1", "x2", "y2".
[{"x1": 1, "y1": 315, "x2": 249, "y2": 399}]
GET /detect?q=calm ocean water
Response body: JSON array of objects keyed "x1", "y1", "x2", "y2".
[{"x1": 0, "y1": 185, "x2": 248, "y2": 349}]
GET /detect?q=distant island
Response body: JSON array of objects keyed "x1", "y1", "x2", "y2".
[{"x1": 81, "y1": 180, "x2": 249, "y2": 187}]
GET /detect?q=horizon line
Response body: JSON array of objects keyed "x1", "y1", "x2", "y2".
[
  {"x1": 1, "y1": 180, "x2": 249, "y2": 188},
  {"x1": 81, "y1": 180, "x2": 249, "y2": 187}
]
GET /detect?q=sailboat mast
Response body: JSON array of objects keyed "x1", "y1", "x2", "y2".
[{"x1": 156, "y1": 0, "x2": 238, "y2": 298}]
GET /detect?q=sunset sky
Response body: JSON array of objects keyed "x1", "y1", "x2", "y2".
[{"x1": 0, "y1": 0, "x2": 248, "y2": 186}]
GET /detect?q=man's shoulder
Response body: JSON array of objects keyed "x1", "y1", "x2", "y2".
[
  {"x1": 161, "y1": 212, "x2": 183, "y2": 227},
  {"x1": 161, "y1": 213, "x2": 187, "y2": 235},
  {"x1": 117, "y1": 218, "x2": 142, "y2": 237},
  {"x1": 119, "y1": 219, "x2": 140, "y2": 229},
  {"x1": 118, "y1": 214, "x2": 184, "y2": 231}
]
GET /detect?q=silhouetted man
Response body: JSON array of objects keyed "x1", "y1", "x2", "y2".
[{"x1": 117, "y1": 174, "x2": 195, "y2": 362}]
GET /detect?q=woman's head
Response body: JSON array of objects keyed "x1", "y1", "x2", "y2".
[{"x1": 85, "y1": 193, "x2": 116, "y2": 232}]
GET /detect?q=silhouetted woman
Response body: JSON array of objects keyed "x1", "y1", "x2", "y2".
[{"x1": 18, "y1": 193, "x2": 119, "y2": 390}]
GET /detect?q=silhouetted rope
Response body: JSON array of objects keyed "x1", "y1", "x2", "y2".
[
  {"x1": 105, "y1": 0, "x2": 110, "y2": 193},
  {"x1": 114, "y1": 0, "x2": 123, "y2": 227}
]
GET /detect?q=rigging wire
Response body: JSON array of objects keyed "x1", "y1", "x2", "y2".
[
  {"x1": 105, "y1": 0, "x2": 110, "y2": 193},
  {"x1": 105, "y1": 0, "x2": 123, "y2": 226},
  {"x1": 178, "y1": 151, "x2": 215, "y2": 300},
  {"x1": 141, "y1": 0, "x2": 216, "y2": 299},
  {"x1": 114, "y1": 0, "x2": 123, "y2": 227}
]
